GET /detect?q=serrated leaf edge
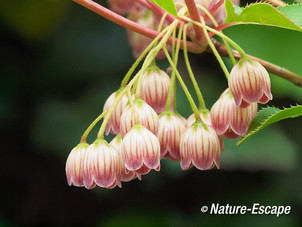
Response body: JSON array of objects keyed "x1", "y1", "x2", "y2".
[{"x1": 237, "y1": 105, "x2": 302, "y2": 147}]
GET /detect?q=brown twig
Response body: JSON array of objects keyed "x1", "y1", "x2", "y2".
[{"x1": 212, "y1": 39, "x2": 302, "y2": 88}]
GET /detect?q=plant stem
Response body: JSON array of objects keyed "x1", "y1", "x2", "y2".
[
  {"x1": 200, "y1": 18, "x2": 230, "y2": 79},
  {"x1": 137, "y1": 0, "x2": 177, "y2": 25},
  {"x1": 163, "y1": 47, "x2": 201, "y2": 121},
  {"x1": 184, "y1": 0, "x2": 203, "y2": 41},
  {"x1": 121, "y1": 25, "x2": 172, "y2": 87},
  {"x1": 183, "y1": 24, "x2": 207, "y2": 110},
  {"x1": 97, "y1": 71, "x2": 143, "y2": 139},
  {"x1": 195, "y1": 4, "x2": 236, "y2": 66},
  {"x1": 126, "y1": 88, "x2": 139, "y2": 124},
  {"x1": 136, "y1": 20, "x2": 179, "y2": 98},
  {"x1": 205, "y1": 0, "x2": 224, "y2": 22},
  {"x1": 212, "y1": 39, "x2": 302, "y2": 88},
  {"x1": 72, "y1": 0, "x2": 204, "y2": 53},
  {"x1": 80, "y1": 110, "x2": 108, "y2": 143},
  {"x1": 165, "y1": 22, "x2": 184, "y2": 111},
  {"x1": 180, "y1": 15, "x2": 247, "y2": 58}
]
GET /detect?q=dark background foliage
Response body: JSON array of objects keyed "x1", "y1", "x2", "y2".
[{"x1": 0, "y1": 0, "x2": 301, "y2": 226}]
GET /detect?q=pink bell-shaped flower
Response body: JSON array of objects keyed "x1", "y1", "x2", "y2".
[
  {"x1": 158, "y1": 111, "x2": 186, "y2": 160},
  {"x1": 121, "y1": 125, "x2": 161, "y2": 176},
  {"x1": 186, "y1": 111, "x2": 212, "y2": 128},
  {"x1": 103, "y1": 90, "x2": 129, "y2": 135},
  {"x1": 65, "y1": 143, "x2": 88, "y2": 187},
  {"x1": 180, "y1": 121, "x2": 220, "y2": 170},
  {"x1": 83, "y1": 139, "x2": 121, "y2": 189},
  {"x1": 110, "y1": 134, "x2": 137, "y2": 182},
  {"x1": 120, "y1": 98, "x2": 159, "y2": 138},
  {"x1": 210, "y1": 89, "x2": 258, "y2": 139},
  {"x1": 228, "y1": 59, "x2": 272, "y2": 107},
  {"x1": 141, "y1": 66, "x2": 171, "y2": 114}
]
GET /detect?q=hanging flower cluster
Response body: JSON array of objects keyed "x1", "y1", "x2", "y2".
[{"x1": 66, "y1": 0, "x2": 273, "y2": 189}]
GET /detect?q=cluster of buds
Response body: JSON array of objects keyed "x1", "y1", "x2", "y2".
[
  {"x1": 108, "y1": 0, "x2": 240, "y2": 58},
  {"x1": 211, "y1": 59, "x2": 272, "y2": 138},
  {"x1": 66, "y1": 0, "x2": 274, "y2": 190},
  {"x1": 66, "y1": 61, "x2": 241, "y2": 189}
]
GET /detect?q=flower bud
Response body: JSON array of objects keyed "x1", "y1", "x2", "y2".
[
  {"x1": 65, "y1": 143, "x2": 88, "y2": 187},
  {"x1": 110, "y1": 134, "x2": 137, "y2": 182},
  {"x1": 121, "y1": 125, "x2": 160, "y2": 175},
  {"x1": 158, "y1": 112, "x2": 186, "y2": 160},
  {"x1": 120, "y1": 98, "x2": 159, "y2": 138},
  {"x1": 180, "y1": 121, "x2": 220, "y2": 170},
  {"x1": 103, "y1": 90, "x2": 129, "y2": 135},
  {"x1": 141, "y1": 66, "x2": 171, "y2": 114},
  {"x1": 186, "y1": 111, "x2": 212, "y2": 128},
  {"x1": 210, "y1": 89, "x2": 258, "y2": 139},
  {"x1": 127, "y1": 9, "x2": 168, "y2": 59},
  {"x1": 108, "y1": 0, "x2": 142, "y2": 15},
  {"x1": 83, "y1": 140, "x2": 121, "y2": 189},
  {"x1": 228, "y1": 59, "x2": 272, "y2": 107}
]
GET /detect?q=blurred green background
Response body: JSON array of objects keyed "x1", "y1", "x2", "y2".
[{"x1": 0, "y1": 0, "x2": 302, "y2": 226}]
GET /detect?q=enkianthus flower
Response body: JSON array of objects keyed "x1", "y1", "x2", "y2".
[
  {"x1": 83, "y1": 140, "x2": 121, "y2": 189},
  {"x1": 180, "y1": 121, "x2": 220, "y2": 170},
  {"x1": 127, "y1": 9, "x2": 168, "y2": 59},
  {"x1": 121, "y1": 125, "x2": 161, "y2": 176},
  {"x1": 210, "y1": 89, "x2": 258, "y2": 139},
  {"x1": 141, "y1": 66, "x2": 171, "y2": 114},
  {"x1": 110, "y1": 134, "x2": 137, "y2": 182},
  {"x1": 228, "y1": 59, "x2": 272, "y2": 107},
  {"x1": 65, "y1": 143, "x2": 88, "y2": 187},
  {"x1": 120, "y1": 98, "x2": 159, "y2": 138},
  {"x1": 186, "y1": 111, "x2": 212, "y2": 128},
  {"x1": 103, "y1": 90, "x2": 129, "y2": 135},
  {"x1": 158, "y1": 111, "x2": 186, "y2": 161},
  {"x1": 108, "y1": 0, "x2": 143, "y2": 15}
]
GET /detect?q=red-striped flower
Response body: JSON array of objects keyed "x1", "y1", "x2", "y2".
[
  {"x1": 141, "y1": 66, "x2": 171, "y2": 114},
  {"x1": 83, "y1": 140, "x2": 121, "y2": 189},
  {"x1": 103, "y1": 90, "x2": 129, "y2": 135},
  {"x1": 120, "y1": 98, "x2": 158, "y2": 138},
  {"x1": 110, "y1": 134, "x2": 137, "y2": 182},
  {"x1": 210, "y1": 89, "x2": 257, "y2": 139},
  {"x1": 121, "y1": 125, "x2": 160, "y2": 176},
  {"x1": 186, "y1": 111, "x2": 212, "y2": 128},
  {"x1": 228, "y1": 59, "x2": 272, "y2": 107},
  {"x1": 158, "y1": 112, "x2": 186, "y2": 160},
  {"x1": 65, "y1": 143, "x2": 88, "y2": 187},
  {"x1": 180, "y1": 121, "x2": 220, "y2": 170}
]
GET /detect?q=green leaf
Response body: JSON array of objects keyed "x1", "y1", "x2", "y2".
[
  {"x1": 238, "y1": 105, "x2": 302, "y2": 147},
  {"x1": 225, "y1": 0, "x2": 302, "y2": 31},
  {"x1": 278, "y1": 4, "x2": 302, "y2": 27},
  {"x1": 150, "y1": 0, "x2": 177, "y2": 17}
]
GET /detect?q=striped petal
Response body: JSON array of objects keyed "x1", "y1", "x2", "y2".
[
  {"x1": 65, "y1": 143, "x2": 88, "y2": 187},
  {"x1": 83, "y1": 140, "x2": 121, "y2": 189},
  {"x1": 121, "y1": 125, "x2": 160, "y2": 176},
  {"x1": 103, "y1": 91, "x2": 129, "y2": 135},
  {"x1": 158, "y1": 112, "x2": 186, "y2": 160},
  {"x1": 141, "y1": 67, "x2": 171, "y2": 114},
  {"x1": 120, "y1": 98, "x2": 159, "y2": 138}
]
